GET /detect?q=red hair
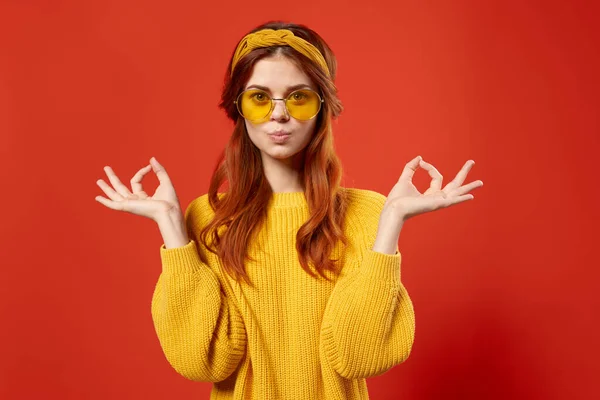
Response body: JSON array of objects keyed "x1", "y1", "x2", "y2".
[{"x1": 199, "y1": 21, "x2": 349, "y2": 286}]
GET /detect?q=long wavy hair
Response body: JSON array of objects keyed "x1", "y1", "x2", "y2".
[{"x1": 199, "y1": 21, "x2": 349, "y2": 286}]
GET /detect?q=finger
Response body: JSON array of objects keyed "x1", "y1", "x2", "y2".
[
  {"x1": 445, "y1": 160, "x2": 475, "y2": 191},
  {"x1": 95, "y1": 195, "x2": 126, "y2": 211},
  {"x1": 131, "y1": 164, "x2": 152, "y2": 197},
  {"x1": 418, "y1": 159, "x2": 444, "y2": 193},
  {"x1": 420, "y1": 191, "x2": 476, "y2": 214},
  {"x1": 451, "y1": 194, "x2": 475, "y2": 205},
  {"x1": 150, "y1": 157, "x2": 173, "y2": 185},
  {"x1": 96, "y1": 179, "x2": 125, "y2": 201},
  {"x1": 398, "y1": 155, "x2": 423, "y2": 182},
  {"x1": 104, "y1": 166, "x2": 134, "y2": 197},
  {"x1": 449, "y1": 180, "x2": 483, "y2": 197},
  {"x1": 435, "y1": 193, "x2": 475, "y2": 210}
]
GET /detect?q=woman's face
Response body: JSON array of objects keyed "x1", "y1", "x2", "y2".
[{"x1": 242, "y1": 55, "x2": 319, "y2": 166}]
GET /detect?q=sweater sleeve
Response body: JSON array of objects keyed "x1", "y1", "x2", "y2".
[
  {"x1": 320, "y1": 190, "x2": 416, "y2": 379},
  {"x1": 150, "y1": 198, "x2": 247, "y2": 382}
]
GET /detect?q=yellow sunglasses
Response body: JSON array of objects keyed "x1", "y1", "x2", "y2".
[{"x1": 234, "y1": 88, "x2": 324, "y2": 123}]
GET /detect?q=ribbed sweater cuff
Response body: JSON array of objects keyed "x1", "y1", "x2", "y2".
[
  {"x1": 159, "y1": 239, "x2": 205, "y2": 274},
  {"x1": 361, "y1": 248, "x2": 402, "y2": 283}
]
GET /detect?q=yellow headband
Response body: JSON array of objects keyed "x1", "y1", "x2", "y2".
[{"x1": 230, "y1": 28, "x2": 331, "y2": 78}]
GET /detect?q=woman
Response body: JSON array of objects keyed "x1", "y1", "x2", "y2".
[{"x1": 95, "y1": 21, "x2": 483, "y2": 399}]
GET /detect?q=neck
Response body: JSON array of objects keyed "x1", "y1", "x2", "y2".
[{"x1": 262, "y1": 152, "x2": 304, "y2": 193}]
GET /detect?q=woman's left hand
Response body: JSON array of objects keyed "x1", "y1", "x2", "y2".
[{"x1": 383, "y1": 155, "x2": 484, "y2": 222}]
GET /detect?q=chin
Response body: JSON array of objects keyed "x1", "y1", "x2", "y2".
[
  {"x1": 263, "y1": 148, "x2": 301, "y2": 161},
  {"x1": 268, "y1": 151, "x2": 294, "y2": 160}
]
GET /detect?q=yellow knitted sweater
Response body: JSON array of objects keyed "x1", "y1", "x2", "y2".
[{"x1": 151, "y1": 188, "x2": 416, "y2": 399}]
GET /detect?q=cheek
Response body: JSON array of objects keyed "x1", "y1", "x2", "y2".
[
  {"x1": 300, "y1": 120, "x2": 318, "y2": 141},
  {"x1": 244, "y1": 123, "x2": 262, "y2": 146}
]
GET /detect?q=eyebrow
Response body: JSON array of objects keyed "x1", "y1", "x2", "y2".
[{"x1": 245, "y1": 84, "x2": 314, "y2": 93}]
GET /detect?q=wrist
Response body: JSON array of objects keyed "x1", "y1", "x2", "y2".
[
  {"x1": 372, "y1": 209, "x2": 405, "y2": 255},
  {"x1": 379, "y1": 208, "x2": 405, "y2": 233},
  {"x1": 155, "y1": 209, "x2": 190, "y2": 249},
  {"x1": 155, "y1": 206, "x2": 184, "y2": 225},
  {"x1": 372, "y1": 231, "x2": 400, "y2": 254},
  {"x1": 381, "y1": 203, "x2": 407, "y2": 223}
]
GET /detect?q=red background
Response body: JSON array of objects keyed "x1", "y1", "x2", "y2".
[{"x1": 1, "y1": 1, "x2": 598, "y2": 399}]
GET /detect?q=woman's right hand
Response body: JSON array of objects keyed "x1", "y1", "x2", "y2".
[{"x1": 95, "y1": 157, "x2": 182, "y2": 222}]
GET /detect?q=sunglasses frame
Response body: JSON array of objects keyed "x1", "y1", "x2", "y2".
[{"x1": 234, "y1": 88, "x2": 324, "y2": 123}]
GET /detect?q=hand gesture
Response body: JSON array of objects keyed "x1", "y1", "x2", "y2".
[
  {"x1": 384, "y1": 156, "x2": 484, "y2": 222},
  {"x1": 95, "y1": 157, "x2": 182, "y2": 222}
]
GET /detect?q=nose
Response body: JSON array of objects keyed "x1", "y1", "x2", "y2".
[{"x1": 270, "y1": 98, "x2": 289, "y2": 121}]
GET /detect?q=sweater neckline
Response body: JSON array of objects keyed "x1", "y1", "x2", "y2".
[{"x1": 270, "y1": 191, "x2": 307, "y2": 208}]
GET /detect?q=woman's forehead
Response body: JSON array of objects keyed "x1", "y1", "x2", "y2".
[{"x1": 245, "y1": 57, "x2": 315, "y2": 92}]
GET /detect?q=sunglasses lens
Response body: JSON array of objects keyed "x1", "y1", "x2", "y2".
[
  {"x1": 237, "y1": 89, "x2": 322, "y2": 122},
  {"x1": 238, "y1": 89, "x2": 271, "y2": 122},
  {"x1": 287, "y1": 90, "x2": 321, "y2": 120}
]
